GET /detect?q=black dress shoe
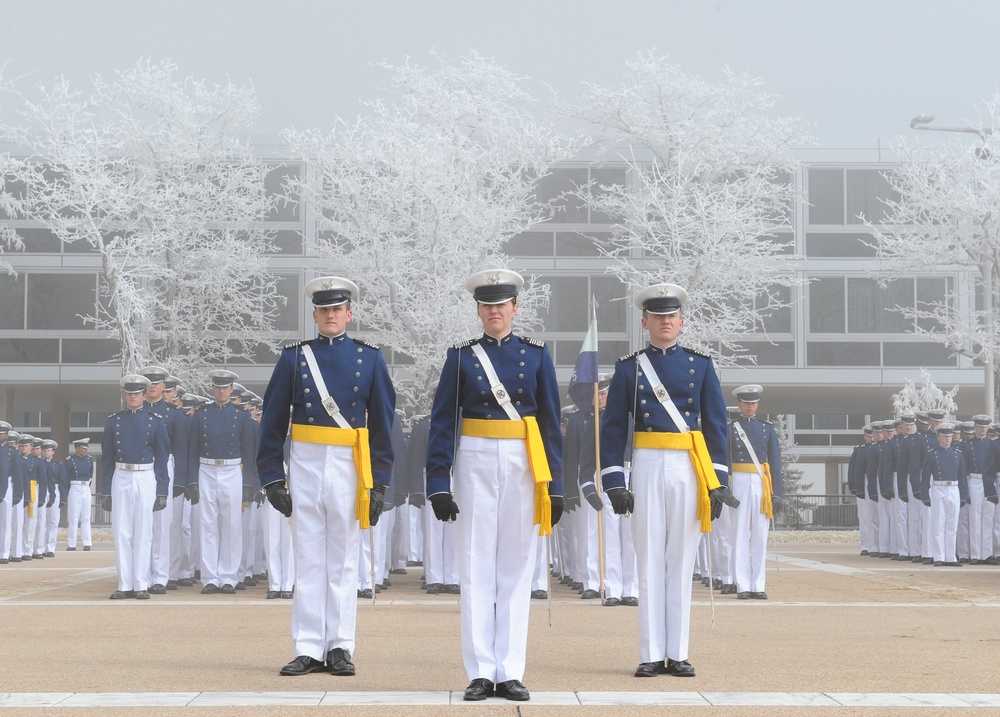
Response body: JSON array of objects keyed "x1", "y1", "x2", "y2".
[
  {"x1": 933, "y1": 561, "x2": 944, "y2": 566},
  {"x1": 44, "y1": 551, "x2": 55, "y2": 558},
  {"x1": 701, "y1": 577, "x2": 711, "y2": 587},
  {"x1": 253, "y1": 573, "x2": 268, "y2": 581},
  {"x1": 134, "y1": 590, "x2": 150, "y2": 600},
  {"x1": 32, "y1": 554, "x2": 42, "y2": 560},
  {"x1": 946, "y1": 561, "x2": 961, "y2": 567},
  {"x1": 425, "y1": 583, "x2": 443, "y2": 594},
  {"x1": 984, "y1": 557, "x2": 999, "y2": 565},
  {"x1": 720, "y1": 584, "x2": 737, "y2": 595},
  {"x1": 327, "y1": 647, "x2": 356, "y2": 676},
  {"x1": 390, "y1": 568, "x2": 407, "y2": 575},
  {"x1": 177, "y1": 577, "x2": 193, "y2": 587},
  {"x1": 692, "y1": 573, "x2": 701, "y2": 581},
  {"x1": 665, "y1": 658, "x2": 696, "y2": 677},
  {"x1": 266, "y1": 590, "x2": 280, "y2": 599},
  {"x1": 634, "y1": 661, "x2": 664, "y2": 677},
  {"x1": 234, "y1": 582, "x2": 246, "y2": 591},
  {"x1": 712, "y1": 578, "x2": 723, "y2": 590},
  {"x1": 736, "y1": 591, "x2": 750, "y2": 600},
  {"x1": 109, "y1": 590, "x2": 130, "y2": 600},
  {"x1": 922, "y1": 558, "x2": 934, "y2": 565},
  {"x1": 280, "y1": 591, "x2": 293, "y2": 599},
  {"x1": 0, "y1": 558, "x2": 7, "y2": 564},
  {"x1": 463, "y1": 678, "x2": 494, "y2": 701},
  {"x1": 359, "y1": 588, "x2": 374, "y2": 599},
  {"x1": 83, "y1": 546, "x2": 91, "y2": 551},
  {"x1": 221, "y1": 584, "x2": 237, "y2": 594},
  {"x1": 750, "y1": 591, "x2": 768, "y2": 600},
  {"x1": 10, "y1": 557, "x2": 21, "y2": 562},
  {"x1": 495, "y1": 679, "x2": 530, "y2": 701},
  {"x1": 201, "y1": 584, "x2": 220, "y2": 595},
  {"x1": 279, "y1": 655, "x2": 327, "y2": 676},
  {"x1": 621, "y1": 596, "x2": 639, "y2": 606},
  {"x1": 21, "y1": 555, "x2": 31, "y2": 561},
  {"x1": 530, "y1": 589, "x2": 547, "y2": 600},
  {"x1": 603, "y1": 597, "x2": 621, "y2": 606},
  {"x1": 165, "y1": 580, "x2": 178, "y2": 590},
  {"x1": 570, "y1": 581, "x2": 583, "y2": 591},
  {"x1": 148, "y1": 584, "x2": 167, "y2": 595},
  {"x1": 860, "y1": 549, "x2": 869, "y2": 556},
  {"x1": 445, "y1": 583, "x2": 460, "y2": 594},
  {"x1": 66, "y1": 547, "x2": 76, "y2": 552},
  {"x1": 580, "y1": 588, "x2": 600, "y2": 599}
]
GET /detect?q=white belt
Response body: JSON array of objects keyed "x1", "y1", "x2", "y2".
[
  {"x1": 116, "y1": 462, "x2": 153, "y2": 471},
  {"x1": 969, "y1": 473, "x2": 983, "y2": 479},
  {"x1": 199, "y1": 457, "x2": 242, "y2": 466},
  {"x1": 70, "y1": 480, "x2": 90, "y2": 484},
  {"x1": 933, "y1": 481, "x2": 958, "y2": 486}
]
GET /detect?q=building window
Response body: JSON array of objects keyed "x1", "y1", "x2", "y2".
[
  {"x1": 0, "y1": 273, "x2": 26, "y2": 329},
  {"x1": 26, "y1": 274, "x2": 96, "y2": 330},
  {"x1": 809, "y1": 276, "x2": 952, "y2": 334},
  {"x1": 807, "y1": 341, "x2": 880, "y2": 366},
  {"x1": 805, "y1": 232, "x2": 878, "y2": 258},
  {"x1": 265, "y1": 163, "x2": 302, "y2": 222},
  {"x1": 807, "y1": 167, "x2": 900, "y2": 225}
]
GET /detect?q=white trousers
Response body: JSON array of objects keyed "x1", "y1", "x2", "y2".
[
  {"x1": 288, "y1": 441, "x2": 360, "y2": 660},
  {"x1": 169, "y1": 493, "x2": 192, "y2": 579},
  {"x1": 603, "y1": 506, "x2": 637, "y2": 598},
  {"x1": 731, "y1": 471, "x2": 769, "y2": 593},
  {"x1": 406, "y1": 504, "x2": 422, "y2": 563},
  {"x1": 44, "y1": 486, "x2": 60, "y2": 553},
  {"x1": 892, "y1": 475, "x2": 908, "y2": 557},
  {"x1": 10, "y1": 499, "x2": 24, "y2": 559},
  {"x1": 240, "y1": 501, "x2": 258, "y2": 581},
  {"x1": 454, "y1": 435, "x2": 538, "y2": 684},
  {"x1": 357, "y1": 517, "x2": 382, "y2": 591},
  {"x1": 967, "y1": 476, "x2": 991, "y2": 561},
  {"x1": 877, "y1": 495, "x2": 892, "y2": 554},
  {"x1": 0, "y1": 483, "x2": 11, "y2": 559},
  {"x1": 111, "y1": 467, "x2": 155, "y2": 592},
  {"x1": 711, "y1": 501, "x2": 735, "y2": 585},
  {"x1": 198, "y1": 464, "x2": 243, "y2": 588},
  {"x1": 264, "y1": 502, "x2": 295, "y2": 592},
  {"x1": 149, "y1": 460, "x2": 174, "y2": 587},
  {"x1": 856, "y1": 493, "x2": 869, "y2": 553},
  {"x1": 929, "y1": 484, "x2": 960, "y2": 564},
  {"x1": 920, "y1": 500, "x2": 933, "y2": 559},
  {"x1": 581, "y1": 502, "x2": 602, "y2": 591},
  {"x1": 23, "y1": 494, "x2": 40, "y2": 556},
  {"x1": 631, "y1": 447, "x2": 701, "y2": 664},
  {"x1": 421, "y1": 501, "x2": 458, "y2": 585},
  {"x1": 906, "y1": 480, "x2": 922, "y2": 558},
  {"x1": 66, "y1": 483, "x2": 92, "y2": 548}
]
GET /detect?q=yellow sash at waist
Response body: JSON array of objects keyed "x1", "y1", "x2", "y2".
[
  {"x1": 632, "y1": 431, "x2": 722, "y2": 532},
  {"x1": 730, "y1": 462, "x2": 774, "y2": 519},
  {"x1": 291, "y1": 423, "x2": 374, "y2": 529},
  {"x1": 28, "y1": 480, "x2": 37, "y2": 519},
  {"x1": 461, "y1": 417, "x2": 553, "y2": 536}
]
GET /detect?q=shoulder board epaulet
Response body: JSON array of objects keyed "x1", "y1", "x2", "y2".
[
  {"x1": 619, "y1": 350, "x2": 640, "y2": 362},
  {"x1": 682, "y1": 346, "x2": 711, "y2": 359},
  {"x1": 352, "y1": 337, "x2": 380, "y2": 350},
  {"x1": 453, "y1": 338, "x2": 480, "y2": 350},
  {"x1": 519, "y1": 336, "x2": 545, "y2": 348},
  {"x1": 282, "y1": 339, "x2": 309, "y2": 350}
]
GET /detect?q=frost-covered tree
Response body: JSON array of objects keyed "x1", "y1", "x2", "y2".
[
  {"x1": 284, "y1": 53, "x2": 578, "y2": 413},
  {"x1": 568, "y1": 52, "x2": 810, "y2": 362},
  {"x1": 891, "y1": 369, "x2": 959, "y2": 418},
  {"x1": 0, "y1": 59, "x2": 281, "y2": 380},
  {"x1": 873, "y1": 98, "x2": 1000, "y2": 414},
  {"x1": 0, "y1": 155, "x2": 24, "y2": 276}
]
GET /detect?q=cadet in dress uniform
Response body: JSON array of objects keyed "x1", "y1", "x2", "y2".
[
  {"x1": 7, "y1": 432, "x2": 27, "y2": 562},
  {"x1": 101, "y1": 375, "x2": 170, "y2": 599},
  {"x1": 599, "y1": 283, "x2": 737, "y2": 679},
  {"x1": 40, "y1": 440, "x2": 63, "y2": 557},
  {"x1": 256, "y1": 276, "x2": 395, "y2": 678},
  {"x1": 0, "y1": 421, "x2": 14, "y2": 563},
  {"x1": 187, "y1": 369, "x2": 257, "y2": 595},
  {"x1": 892, "y1": 414, "x2": 921, "y2": 561},
  {"x1": 847, "y1": 426, "x2": 873, "y2": 555},
  {"x1": 959, "y1": 415, "x2": 995, "y2": 564},
  {"x1": 920, "y1": 422, "x2": 969, "y2": 566},
  {"x1": 574, "y1": 377, "x2": 612, "y2": 601},
  {"x1": 16, "y1": 434, "x2": 42, "y2": 561},
  {"x1": 917, "y1": 410, "x2": 948, "y2": 564},
  {"x1": 425, "y1": 270, "x2": 563, "y2": 703},
  {"x1": 65, "y1": 438, "x2": 95, "y2": 551},
  {"x1": 728, "y1": 384, "x2": 781, "y2": 600}
]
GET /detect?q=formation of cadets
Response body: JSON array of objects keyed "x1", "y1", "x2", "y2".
[
  {"x1": 849, "y1": 410, "x2": 1000, "y2": 567},
  {"x1": 2, "y1": 270, "x2": 996, "y2": 701}
]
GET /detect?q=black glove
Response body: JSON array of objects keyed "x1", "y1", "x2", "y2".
[
  {"x1": 429, "y1": 493, "x2": 459, "y2": 522},
  {"x1": 923, "y1": 499, "x2": 931, "y2": 507},
  {"x1": 186, "y1": 483, "x2": 200, "y2": 505},
  {"x1": 265, "y1": 483, "x2": 292, "y2": 518},
  {"x1": 771, "y1": 494, "x2": 783, "y2": 515},
  {"x1": 708, "y1": 485, "x2": 740, "y2": 520},
  {"x1": 989, "y1": 496, "x2": 999, "y2": 505},
  {"x1": 881, "y1": 492, "x2": 892, "y2": 501},
  {"x1": 172, "y1": 485, "x2": 186, "y2": 499},
  {"x1": 868, "y1": 494, "x2": 878, "y2": 502},
  {"x1": 101, "y1": 495, "x2": 112, "y2": 512},
  {"x1": 255, "y1": 489, "x2": 265, "y2": 507},
  {"x1": 606, "y1": 487, "x2": 634, "y2": 515},
  {"x1": 242, "y1": 485, "x2": 256, "y2": 503},
  {"x1": 152, "y1": 495, "x2": 168, "y2": 512},
  {"x1": 912, "y1": 490, "x2": 923, "y2": 501},
  {"x1": 369, "y1": 484, "x2": 386, "y2": 526},
  {"x1": 550, "y1": 496, "x2": 564, "y2": 526},
  {"x1": 900, "y1": 494, "x2": 908, "y2": 504},
  {"x1": 584, "y1": 490, "x2": 604, "y2": 512}
]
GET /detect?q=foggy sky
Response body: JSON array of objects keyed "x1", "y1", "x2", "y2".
[{"x1": 2, "y1": 0, "x2": 998, "y2": 144}]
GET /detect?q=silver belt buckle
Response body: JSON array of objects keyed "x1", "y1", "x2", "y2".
[
  {"x1": 491, "y1": 383, "x2": 511, "y2": 406},
  {"x1": 215, "y1": 459, "x2": 227, "y2": 466},
  {"x1": 124, "y1": 463, "x2": 136, "y2": 470}
]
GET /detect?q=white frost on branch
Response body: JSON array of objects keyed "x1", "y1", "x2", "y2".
[
  {"x1": 567, "y1": 52, "x2": 810, "y2": 363},
  {"x1": 0, "y1": 59, "x2": 282, "y2": 384},
  {"x1": 891, "y1": 369, "x2": 959, "y2": 417}
]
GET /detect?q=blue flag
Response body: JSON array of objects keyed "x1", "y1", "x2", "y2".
[{"x1": 567, "y1": 299, "x2": 599, "y2": 412}]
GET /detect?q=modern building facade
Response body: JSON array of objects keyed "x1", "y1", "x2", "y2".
[{"x1": 0, "y1": 139, "x2": 984, "y2": 499}]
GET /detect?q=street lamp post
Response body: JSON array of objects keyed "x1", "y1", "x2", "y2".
[{"x1": 910, "y1": 115, "x2": 996, "y2": 416}]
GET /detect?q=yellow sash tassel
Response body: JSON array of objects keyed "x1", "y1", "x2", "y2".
[
  {"x1": 633, "y1": 430, "x2": 722, "y2": 532},
  {"x1": 461, "y1": 417, "x2": 553, "y2": 536},
  {"x1": 732, "y1": 462, "x2": 774, "y2": 519},
  {"x1": 28, "y1": 481, "x2": 37, "y2": 519},
  {"x1": 291, "y1": 423, "x2": 374, "y2": 528}
]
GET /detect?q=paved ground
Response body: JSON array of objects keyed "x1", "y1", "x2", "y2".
[{"x1": 2, "y1": 532, "x2": 1000, "y2": 715}]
